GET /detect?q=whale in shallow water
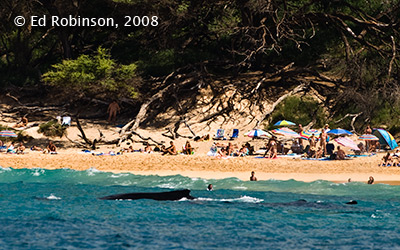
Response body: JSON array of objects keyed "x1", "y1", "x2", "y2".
[{"x1": 99, "y1": 189, "x2": 195, "y2": 201}]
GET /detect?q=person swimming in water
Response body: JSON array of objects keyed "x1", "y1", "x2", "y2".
[
  {"x1": 207, "y1": 184, "x2": 213, "y2": 191},
  {"x1": 368, "y1": 176, "x2": 374, "y2": 185},
  {"x1": 250, "y1": 171, "x2": 257, "y2": 181}
]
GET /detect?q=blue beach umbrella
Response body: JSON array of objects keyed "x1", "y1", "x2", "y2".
[
  {"x1": 327, "y1": 128, "x2": 353, "y2": 136},
  {"x1": 274, "y1": 120, "x2": 296, "y2": 126}
]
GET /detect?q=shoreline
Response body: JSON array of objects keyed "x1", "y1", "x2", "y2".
[{"x1": 2, "y1": 150, "x2": 400, "y2": 185}]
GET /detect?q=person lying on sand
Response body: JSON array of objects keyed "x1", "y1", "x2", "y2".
[
  {"x1": 30, "y1": 145, "x2": 43, "y2": 151},
  {"x1": 13, "y1": 116, "x2": 28, "y2": 128},
  {"x1": 378, "y1": 152, "x2": 393, "y2": 167},
  {"x1": 162, "y1": 141, "x2": 177, "y2": 155}
]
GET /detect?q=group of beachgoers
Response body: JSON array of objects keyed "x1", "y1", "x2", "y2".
[
  {"x1": 203, "y1": 123, "x2": 383, "y2": 160},
  {"x1": 207, "y1": 142, "x2": 255, "y2": 157},
  {"x1": 0, "y1": 140, "x2": 57, "y2": 154},
  {"x1": 378, "y1": 150, "x2": 400, "y2": 167},
  {"x1": 119, "y1": 140, "x2": 194, "y2": 156}
]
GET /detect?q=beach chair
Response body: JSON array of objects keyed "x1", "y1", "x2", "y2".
[
  {"x1": 230, "y1": 129, "x2": 239, "y2": 140},
  {"x1": 62, "y1": 116, "x2": 71, "y2": 126},
  {"x1": 213, "y1": 129, "x2": 225, "y2": 140}
]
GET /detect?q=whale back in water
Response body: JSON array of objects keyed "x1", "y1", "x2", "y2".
[{"x1": 99, "y1": 189, "x2": 195, "y2": 201}]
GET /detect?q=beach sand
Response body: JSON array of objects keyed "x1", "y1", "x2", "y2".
[{"x1": 1, "y1": 150, "x2": 400, "y2": 184}]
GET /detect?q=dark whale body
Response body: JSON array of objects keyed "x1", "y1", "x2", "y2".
[{"x1": 99, "y1": 189, "x2": 195, "y2": 201}]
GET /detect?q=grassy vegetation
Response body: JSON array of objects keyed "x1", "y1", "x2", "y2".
[{"x1": 38, "y1": 120, "x2": 67, "y2": 138}]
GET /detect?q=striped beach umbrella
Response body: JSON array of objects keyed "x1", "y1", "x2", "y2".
[
  {"x1": 335, "y1": 137, "x2": 360, "y2": 151},
  {"x1": 300, "y1": 129, "x2": 321, "y2": 140},
  {"x1": 244, "y1": 129, "x2": 272, "y2": 138},
  {"x1": 358, "y1": 134, "x2": 379, "y2": 141},
  {"x1": 0, "y1": 130, "x2": 17, "y2": 138},
  {"x1": 271, "y1": 127, "x2": 300, "y2": 138},
  {"x1": 274, "y1": 120, "x2": 296, "y2": 126}
]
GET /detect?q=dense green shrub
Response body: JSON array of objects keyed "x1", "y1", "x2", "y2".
[
  {"x1": 42, "y1": 47, "x2": 139, "y2": 100},
  {"x1": 38, "y1": 120, "x2": 67, "y2": 138},
  {"x1": 268, "y1": 96, "x2": 326, "y2": 129}
]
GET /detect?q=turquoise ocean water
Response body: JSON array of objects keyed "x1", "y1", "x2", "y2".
[{"x1": 1, "y1": 167, "x2": 400, "y2": 249}]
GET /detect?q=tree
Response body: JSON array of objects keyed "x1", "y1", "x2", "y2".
[{"x1": 42, "y1": 47, "x2": 139, "y2": 101}]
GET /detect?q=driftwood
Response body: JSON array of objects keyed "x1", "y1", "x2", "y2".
[{"x1": 334, "y1": 112, "x2": 363, "y2": 133}]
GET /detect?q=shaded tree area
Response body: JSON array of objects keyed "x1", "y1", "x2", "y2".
[{"x1": 1, "y1": 0, "x2": 400, "y2": 137}]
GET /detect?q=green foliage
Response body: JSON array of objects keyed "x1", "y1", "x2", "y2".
[
  {"x1": 38, "y1": 120, "x2": 67, "y2": 138},
  {"x1": 42, "y1": 47, "x2": 138, "y2": 99},
  {"x1": 268, "y1": 96, "x2": 326, "y2": 129}
]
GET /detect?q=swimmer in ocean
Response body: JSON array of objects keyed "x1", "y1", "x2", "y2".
[
  {"x1": 250, "y1": 171, "x2": 257, "y2": 181},
  {"x1": 207, "y1": 184, "x2": 213, "y2": 191}
]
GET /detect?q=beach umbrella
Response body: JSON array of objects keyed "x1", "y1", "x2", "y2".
[
  {"x1": 300, "y1": 129, "x2": 321, "y2": 140},
  {"x1": 245, "y1": 129, "x2": 272, "y2": 138},
  {"x1": 327, "y1": 128, "x2": 353, "y2": 136},
  {"x1": 270, "y1": 127, "x2": 300, "y2": 138},
  {"x1": 274, "y1": 120, "x2": 296, "y2": 126},
  {"x1": 358, "y1": 134, "x2": 379, "y2": 141},
  {"x1": 335, "y1": 137, "x2": 360, "y2": 151},
  {"x1": 0, "y1": 130, "x2": 17, "y2": 138},
  {"x1": 373, "y1": 129, "x2": 398, "y2": 150}
]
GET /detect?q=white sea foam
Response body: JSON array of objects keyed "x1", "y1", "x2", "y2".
[
  {"x1": 116, "y1": 181, "x2": 132, "y2": 186},
  {"x1": 0, "y1": 166, "x2": 12, "y2": 172},
  {"x1": 111, "y1": 173, "x2": 129, "y2": 178},
  {"x1": 86, "y1": 167, "x2": 101, "y2": 176},
  {"x1": 157, "y1": 183, "x2": 182, "y2": 189},
  {"x1": 195, "y1": 195, "x2": 263, "y2": 203},
  {"x1": 32, "y1": 168, "x2": 45, "y2": 176},
  {"x1": 47, "y1": 194, "x2": 61, "y2": 200},
  {"x1": 233, "y1": 186, "x2": 248, "y2": 190}
]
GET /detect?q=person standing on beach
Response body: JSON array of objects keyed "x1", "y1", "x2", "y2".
[
  {"x1": 250, "y1": 171, "x2": 257, "y2": 181},
  {"x1": 298, "y1": 124, "x2": 303, "y2": 147},
  {"x1": 107, "y1": 100, "x2": 121, "y2": 124},
  {"x1": 364, "y1": 125, "x2": 372, "y2": 152},
  {"x1": 320, "y1": 128, "x2": 327, "y2": 156}
]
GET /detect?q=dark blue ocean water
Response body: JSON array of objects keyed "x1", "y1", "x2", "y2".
[{"x1": 0, "y1": 167, "x2": 400, "y2": 249}]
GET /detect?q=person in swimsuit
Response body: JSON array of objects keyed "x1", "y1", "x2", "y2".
[{"x1": 250, "y1": 171, "x2": 257, "y2": 181}]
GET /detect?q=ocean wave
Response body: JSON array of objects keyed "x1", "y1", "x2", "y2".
[
  {"x1": 1, "y1": 168, "x2": 400, "y2": 198},
  {"x1": 195, "y1": 195, "x2": 264, "y2": 203}
]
